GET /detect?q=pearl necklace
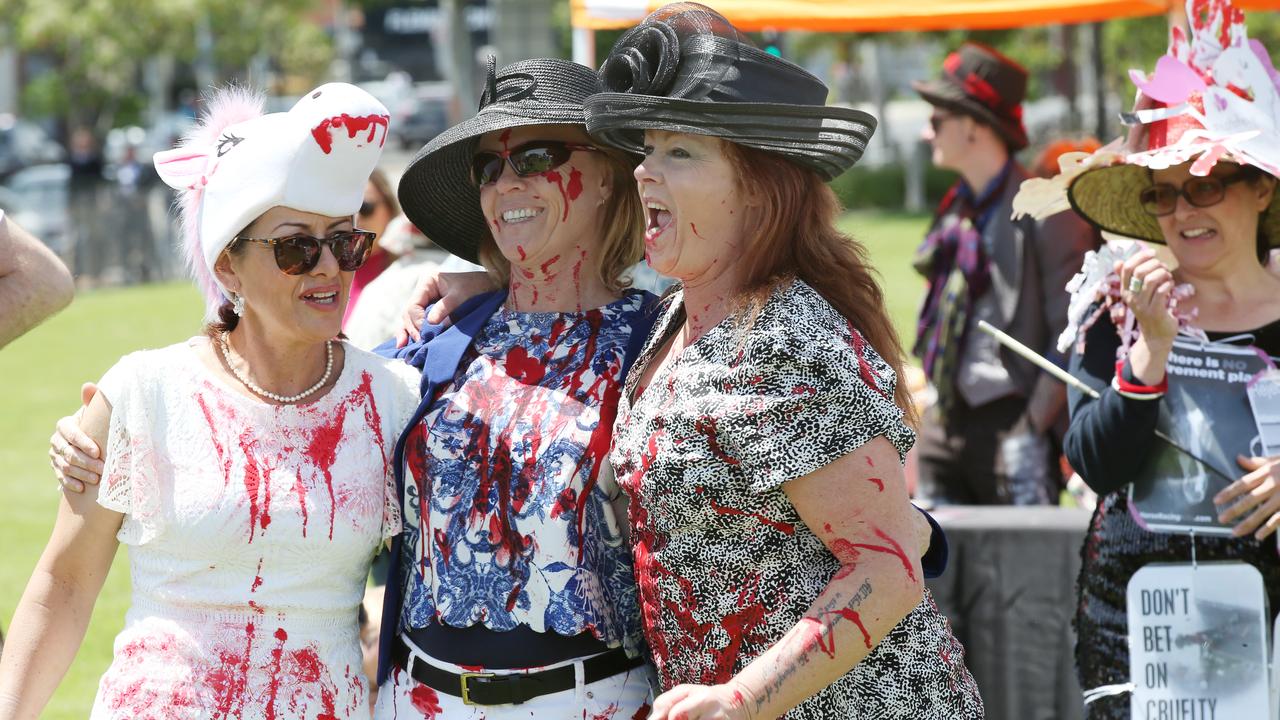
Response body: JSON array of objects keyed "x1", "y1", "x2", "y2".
[{"x1": 217, "y1": 333, "x2": 334, "y2": 404}]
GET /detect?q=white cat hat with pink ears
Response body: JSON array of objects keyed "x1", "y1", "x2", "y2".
[{"x1": 152, "y1": 83, "x2": 390, "y2": 320}]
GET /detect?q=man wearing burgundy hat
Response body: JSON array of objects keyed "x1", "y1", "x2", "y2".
[{"x1": 911, "y1": 42, "x2": 1096, "y2": 506}]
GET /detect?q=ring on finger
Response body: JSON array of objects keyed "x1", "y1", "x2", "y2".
[{"x1": 1128, "y1": 276, "x2": 1144, "y2": 293}]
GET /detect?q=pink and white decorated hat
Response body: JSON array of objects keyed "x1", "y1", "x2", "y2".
[
  {"x1": 1061, "y1": 0, "x2": 1280, "y2": 246},
  {"x1": 153, "y1": 83, "x2": 390, "y2": 319}
]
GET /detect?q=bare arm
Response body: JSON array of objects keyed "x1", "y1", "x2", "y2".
[
  {"x1": 394, "y1": 270, "x2": 498, "y2": 345},
  {"x1": 0, "y1": 214, "x2": 74, "y2": 349},
  {"x1": 0, "y1": 392, "x2": 122, "y2": 720},
  {"x1": 649, "y1": 437, "x2": 930, "y2": 720}
]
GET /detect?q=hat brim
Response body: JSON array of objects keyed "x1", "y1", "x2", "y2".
[
  {"x1": 397, "y1": 103, "x2": 587, "y2": 264},
  {"x1": 913, "y1": 79, "x2": 1029, "y2": 152},
  {"x1": 584, "y1": 93, "x2": 876, "y2": 181},
  {"x1": 1067, "y1": 162, "x2": 1280, "y2": 248}
]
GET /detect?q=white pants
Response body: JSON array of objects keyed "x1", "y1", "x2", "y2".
[{"x1": 373, "y1": 635, "x2": 654, "y2": 719}]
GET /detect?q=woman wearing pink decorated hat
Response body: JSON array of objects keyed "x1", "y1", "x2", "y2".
[
  {"x1": 1015, "y1": 1, "x2": 1280, "y2": 716},
  {"x1": 0, "y1": 84, "x2": 421, "y2": 719}
]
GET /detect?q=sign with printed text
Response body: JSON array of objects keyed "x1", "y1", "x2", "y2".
[
  {"x1": 1127, "y1": 563, "x2": 1270, "y2": 720},
  {"x1": 1129, "y1": 337, "x2": 1274, "y2": 535}
]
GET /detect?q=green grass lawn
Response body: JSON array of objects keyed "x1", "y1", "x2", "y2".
[
  {"x1": 0, "y1": 210, "x2": 929, "y2": 717},
  {"x1": 838, "y1": 210, "x2": 930, "y2": 345},
  {"x1": 0, "y1": 282, "x2": 204, "y2": 719}
]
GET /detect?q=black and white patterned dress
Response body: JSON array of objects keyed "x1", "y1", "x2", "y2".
[{"x1": 611, "y1": 279, "x2": 984, "y2": 719}]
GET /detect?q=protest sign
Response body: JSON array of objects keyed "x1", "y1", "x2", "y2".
[{"x1": 1127, "y1": 562, "x2": 1270, "y2": 719}]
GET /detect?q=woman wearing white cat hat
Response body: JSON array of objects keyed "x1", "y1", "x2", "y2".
[{"x1": 0, "y1": 83, "x2": 420, "y2": 719}]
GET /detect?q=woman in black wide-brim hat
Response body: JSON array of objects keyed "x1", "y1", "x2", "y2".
[
  {"x1": 370, "y1": 57, "x2": 660, "y2": 719},
  {"x1": 585, "y1": 4, "x2": 984, "y2": 719}
]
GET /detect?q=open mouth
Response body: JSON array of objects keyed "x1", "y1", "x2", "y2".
[
  {"x1": 645, "y1": 201, "x2": 673, "y2": 244},
  {"x1": 1180, "y1": 227, "x2": 1217, "y2": 241},
  {"x1": 502, "y1": 207, "x2": 543, "y2": 225},
  {"x1": 301, "y1": 289, "x2": 339, "y2": 307}
]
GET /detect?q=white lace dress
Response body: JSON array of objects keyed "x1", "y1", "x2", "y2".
[{"x1": 88, "y1": 339, "x2": 419, "y2": 720}]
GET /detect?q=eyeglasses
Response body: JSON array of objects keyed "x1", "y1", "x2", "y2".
[
  {"x1": 471, "y1": 140, "x2": 599, "y2": 187},
  {"x1": 1139, "y1": 172, "x2": 1256, "y2": 216},
  {"x1": 929, "y1": 112, "x2": 959, "y2": 133},
  {"x1": 358, "y1": 200, "x2": 379, "y2": 217},
  {"x1": 234, "y1": 230, "x2": 376, "y2": 275}
]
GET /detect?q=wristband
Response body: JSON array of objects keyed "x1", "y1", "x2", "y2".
[{"x1": 1111, "y1": 360, "x2": 1167, "y2": 399}]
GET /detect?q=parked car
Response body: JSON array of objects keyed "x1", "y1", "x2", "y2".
[
  {"x1": 394, "y1": 82, "x2": 452, "y2": 149},
  {"x1": 0, "y1": 115, "x2": 65, "y2": 181},
  {"x1": 0, "y1": 163, "x2": 71, "y2": 255}
]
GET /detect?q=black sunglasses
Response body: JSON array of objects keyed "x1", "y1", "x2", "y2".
[
  {"x1": 1139, "y1": 172, "x2": 1256, "y2": 217},
  {"x1": 471, "y1": 140, "x2": 599, "y2": 187},
  {"x1": 928, "y1": 112, "x2": 960, "y2": 133},
  {"x1": 234, "y1": 230, "x2": 376, "y2": 275}
]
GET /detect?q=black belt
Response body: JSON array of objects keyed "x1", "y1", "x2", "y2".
[{"x1": 391, "y1": 636, "x2": 645, "y2": 706}]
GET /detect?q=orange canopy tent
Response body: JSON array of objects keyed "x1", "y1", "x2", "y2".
[{"x1": 570, "y1": 0, "x2": 1280, "y2": 32}]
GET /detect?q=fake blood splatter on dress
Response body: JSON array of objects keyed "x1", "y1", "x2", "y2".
[
  {"x1": 696, "y1": 487, "x2": 794, "y2": 535},
  {"x1": 196, "y1": 371, "x2": 388, "y2": 542},
  {"x1": 310, "y1": 114, "x2": 390, "y2": 154},
  {"x1": 409, "y1": 684, "x2": 442, "y2": 718},
  {"x1": 847, "y1": 323, "x2": 889, "y2": 400}
]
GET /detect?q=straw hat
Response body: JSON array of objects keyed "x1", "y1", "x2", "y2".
[{"x1": 1066, "y1": 0, "x2": 1280, "y2": 246}]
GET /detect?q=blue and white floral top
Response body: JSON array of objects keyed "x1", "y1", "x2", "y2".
[{"x1": 397, "y1": 291, "x2": 648, "y2": 657}]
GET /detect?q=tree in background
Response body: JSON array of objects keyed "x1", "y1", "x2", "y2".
[{"x1": 6, "y1": 0, "x2": 333, "y2": 134}]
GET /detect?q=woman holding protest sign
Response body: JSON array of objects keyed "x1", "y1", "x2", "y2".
[{"x1": 1020, "y1": 1, "x2": 1280, "y2": 716}]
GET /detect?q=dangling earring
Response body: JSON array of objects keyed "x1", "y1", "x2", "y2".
[{"x1": 231, "y1": 292, "x2": 246, "y2": 316}]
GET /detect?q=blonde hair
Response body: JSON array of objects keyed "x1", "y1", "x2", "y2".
[{"x1": 477, "y1": 144, "x2": 643, "y2": 294}]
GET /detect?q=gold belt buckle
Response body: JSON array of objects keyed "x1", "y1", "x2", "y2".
[{"x1": 460, "y1": 671, "x2": 495, "y2": 706}]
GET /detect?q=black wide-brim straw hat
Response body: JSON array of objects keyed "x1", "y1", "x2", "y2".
[
  {"x1": 398, "y1": 57, "x2": 602, "y2": 264},
  {"x1": 1066, "y1": 162, "x2": 1280, "y2": 247},
  {"x1": 913, "y1": 42, "x2": 1029, "y2": 151},
  {"x1": 583, "y1": 2, "x2": 876, "y2": 181}
]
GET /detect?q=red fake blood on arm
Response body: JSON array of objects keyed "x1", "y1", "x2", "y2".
[
  {"x1": 849, "y1": 528, "x2": 916, "y2": 582},
  {"x1": 409, "y1": 683, "x2": 442, "y2": 718},
  {"x1": 816, "y1": 607, "x2": 873, "y2": 653}
]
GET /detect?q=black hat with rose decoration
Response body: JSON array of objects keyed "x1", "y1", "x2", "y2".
[
  {"x1": 582, "y1": 2, "x2": 877, "y2": 181},
  {"x1": 397, "y1": 56, "x2": 604, "y2": 264},
  {"x1": 912, "y1": 42, "x2": 1030, "y2": 151}
]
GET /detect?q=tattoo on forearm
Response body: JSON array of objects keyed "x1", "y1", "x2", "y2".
[{"x1": 756, "y1": 579, "x2": 874, "y2": 712}]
